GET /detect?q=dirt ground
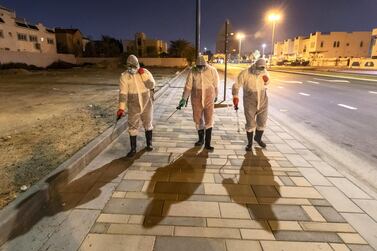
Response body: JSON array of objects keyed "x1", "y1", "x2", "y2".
[{"x1": 0, "y1": 66, "x2": 180, "y2": 208}]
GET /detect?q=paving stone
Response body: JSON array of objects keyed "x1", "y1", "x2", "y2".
[
  {"x1": 112, "y1": 191, "x2": 126, "y2": 198},
  {"x1": 180, "y1": 194, "x2": 231, "y2": 202},
  {"x1": 123, "y1": 170, "x2": 169, "y2": 181},
  {"x1": 219, "y1": 202, "x2": 251, "y2": 219},
  {"x1": 97, "y1": 213, "x2": 130, "y2": 224},
  {"x1": 330, "y1": 243, "x2": 351, "y2": 251},
  {"x1": 247, "y1": 204, "x2": 310, "y2": 221},
  {"x1": 302, "y1": 205, "x2": 326, "y2": 222},
  {"x1": 297, "y1": 168, "x2": 331, "y2": 186},
  {"x1": 163, "y1": 201, "x2": 221, "y2": 218},
  {"x1": 309, "y1": 161, "x2": 342, "y2": 177},
  {"x1": 207, "y1": 218, "x2": 267, "y2": 229},
  {"x1": 329, "y1": 178, "x2": 370, "y2": 199},
  {"x1": 252, "y1": 185, "x2": 280, "y2": 198},
  {"x1": 107, "y1": 224, "x2": 173, "y2": 236},
  {"x1": 79, "y1": 234, "x2": 155, "y2": 251},
  {"x1": 347, "y1": 244, "x2": 376, "y2": 251},
  {"x1": 316, "y1": 187, "x2": 362, "y2": 213},
  {"x1": 260, "y1": 240, "x2": 333, "y2": 251},
  {"x1": 204, "y1": 183, "x2": 254, "y2": 196},
  {"x1": 273, "y1": 230, "x2": 343, "y2": 243},
  {"x1": 125, "y1": 191, "x2": 178, "y2": 200},
  {"x1": 154, "y1": 236, "x2": 226, "y2": 251},
  {"x1": 169, "y1": 172, "x2": 215, "y2": 183},
  {"x1": 268, "y1": 220, "x2": 302, "y2": 231},
  {"x1": 117, "y1": 180, "x2": 144, "y2": 192},
  {"x1": 315, "y1": 206, "x2": 347, "y2": 222},
  {"x1": 39, "y1": 209, "x2": 100, "y2": 251},
  {"x1": 128, "y1": 215, "x2": 145, "y2": 224},
  {"x1": 103, "y1": 198, "x2": 164, "y2": 216},
  {"x1": 279, "y1": 176, "x2": 295, "y2": 186},
  {"x1": 143, "y1": 216, "x2": 206, "y2": 227},
  {"x1": 154, "y1": 182, "x2": 205, "y2": 194},
  {"x1": 278, "y1": 186, "x2": 322, "y2": 199},
  {"x1": 338, "y1": 233, "x2": 368, "y2": 244},
  {"x1": 353, "y1": 199, "x2": 377, "y2": 222},
  {"x1": 76, "y1": 182, "x2": 118, "y2": 210},
  {"x1": 90, "y1": 223, "x2": 110, "y2": 234},
  {"x1": 285, "y1": 154, "x2": 312, "y2": 167},
  {"x1": 258, "y1": 197, "x2": 311, "y2": 205},
  {"x1": 240, "y1": 229, "x2": 275, "y2": 240},
  {"x1": 309, "y1": 199, "x2": 331, "y2": 206},
  {"x1": 175, "y1": 226, "x2": 241, "y2": 239},
  {"x1": 226, "y1": 240, "x2": 262, "y2": 251},
  {"x1": 300, "y1": 222, "x2": 355, "y2": 232}
]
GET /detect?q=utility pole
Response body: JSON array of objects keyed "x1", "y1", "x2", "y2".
[
  {"x1": 195, "y1": 0, "x2": 201, "y2": 59},
  {"x1": 223, "y1": 19, "x2": 229, "y2": 102}
]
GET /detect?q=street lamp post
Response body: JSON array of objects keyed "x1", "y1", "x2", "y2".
[
  {"x1": 195, "y1": 0, "x2": 201, "y2": 59},
  {"x1": 267, "y1": 12, "x2": 281, "y2": 66}
]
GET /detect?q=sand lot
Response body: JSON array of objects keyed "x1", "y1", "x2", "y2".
[{"x1": 0, "y1": 66, "x2": 179, "y2": 208}]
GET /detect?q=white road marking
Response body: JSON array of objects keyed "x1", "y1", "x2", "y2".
[
  {"x1": 299, "y1": 92, "x2": 311, "y2": 96},
  {"x1": 314, "y1": 78, "x2": 350, "y2": 83},
  {"x1": 307, "y1": 81, "x2": 320, "y2": 84},
  {"x1": 337, "y1": 104, "x2": 358, "y2": 110},
  {"x1": 369, "y1": 91, "x2": 377, "y2": 94},
  {"x1": 276, "y1": 79, "x2": 303, "y2": 84}
]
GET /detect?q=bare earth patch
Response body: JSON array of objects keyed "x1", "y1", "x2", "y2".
[{"x1": 0, "y1": 66, "x2": 179, "y2": 208}]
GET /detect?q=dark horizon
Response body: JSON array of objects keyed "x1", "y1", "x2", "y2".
[{"x1": 2, "y1": 0, "x2": 377, "y2": 53}]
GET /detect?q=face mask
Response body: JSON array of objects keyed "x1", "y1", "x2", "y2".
[
  {"x1": 127, "y1": 66, "x2": 138, "y2": 74},
  {"x1": 197, "y1": 65, "x2": 205, "y2": 72}
]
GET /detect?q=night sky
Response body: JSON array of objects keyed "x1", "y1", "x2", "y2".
[{"x1": 2, "y1": 0, "x2": 377, "y2": 53}]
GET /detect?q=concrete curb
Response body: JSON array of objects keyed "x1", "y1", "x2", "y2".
[
  {"x1": 270, "y1": 69, "x2": 377, "y2": 83},
  {"x1": 0, "y1": 67, "x2": 188, "y2": 246}
]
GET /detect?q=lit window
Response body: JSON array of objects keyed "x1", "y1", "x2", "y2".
[{"x1": 17, "y1": 33, "x2": 27, "y2": 41}]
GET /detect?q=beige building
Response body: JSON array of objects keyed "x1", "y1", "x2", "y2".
[
  {"x1": 123, "y1": 32, "x2": 168, "y2": 57},
  {"x1": 0, "y1": 5, "x2": 56, "y2": 54},
  {"x1": 371, "y1": 28, "x2": 377, "y2": 59},
  {"x1": 274, "y1": 30, "x2": 374, "y2": 63},
  {"x1": 55, "y1": 28, "x2": 85, "y2": 57},
  {"x1": 215, "y1": 22, "x2": 238, "y2": 56}
]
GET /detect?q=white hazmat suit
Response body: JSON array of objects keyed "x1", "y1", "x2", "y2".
[
  {"x1": 119, "y1": 55, "x2": 155, "y2": 157},
  {"x1": 232, "y1": 58, "x2": 270, "y2": 149},
  {"x1": 181, "y1": 56, "x2": 219, "y2": 150}
]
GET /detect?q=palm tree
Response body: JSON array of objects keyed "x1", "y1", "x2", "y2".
[{"x1": 168, "y1": 39, "x2": 196, "y2": 63}]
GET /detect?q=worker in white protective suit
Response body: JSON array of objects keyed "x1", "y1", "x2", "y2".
[
  {"x1": 117, "y1": 55, "x2": 156, "y2": 157},
  {"x1": 178, "y1": 55, "x2": 219, "y2": 151},
  {"x1": 232, "y1": 58, "x2": 270, "y2": 151}
]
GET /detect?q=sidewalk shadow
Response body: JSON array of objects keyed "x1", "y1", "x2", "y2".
[
  {"x1": 222, "y1": 148, "x2": 280, "y2": 231},
  {"x1": 5, "y1": 150, "x2": 145, "y2": 242},
  {"x1": 143, "y1": 147, "x2": 209, "y2": 228}
]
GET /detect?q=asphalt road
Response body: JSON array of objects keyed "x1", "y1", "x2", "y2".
[{"x1": 267, "y1": 71, "x2": 377, "y2": 169}]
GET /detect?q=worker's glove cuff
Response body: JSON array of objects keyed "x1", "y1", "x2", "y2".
[{"x1": 117, "y1": 109, "x2": 125, "y2": 119}]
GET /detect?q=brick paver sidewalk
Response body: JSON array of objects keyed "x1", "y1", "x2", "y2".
[{"x1": 2, "y1": 73, "x2": 377, "y2": 251}]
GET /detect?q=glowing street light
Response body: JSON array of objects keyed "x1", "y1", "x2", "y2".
[
  {"x1": 236, "y1": 32, "x2": 245, "y2": 61},
  {"x1": 266, "y1": 11, "x2": 282, "y2": 66},
  {"x1": 262, "y1": 43, "x2": 267, "y2": 58}
]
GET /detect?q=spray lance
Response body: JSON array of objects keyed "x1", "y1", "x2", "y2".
[{"x1": 166, "y1": 96, "x2": 189, "y2": 121}]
